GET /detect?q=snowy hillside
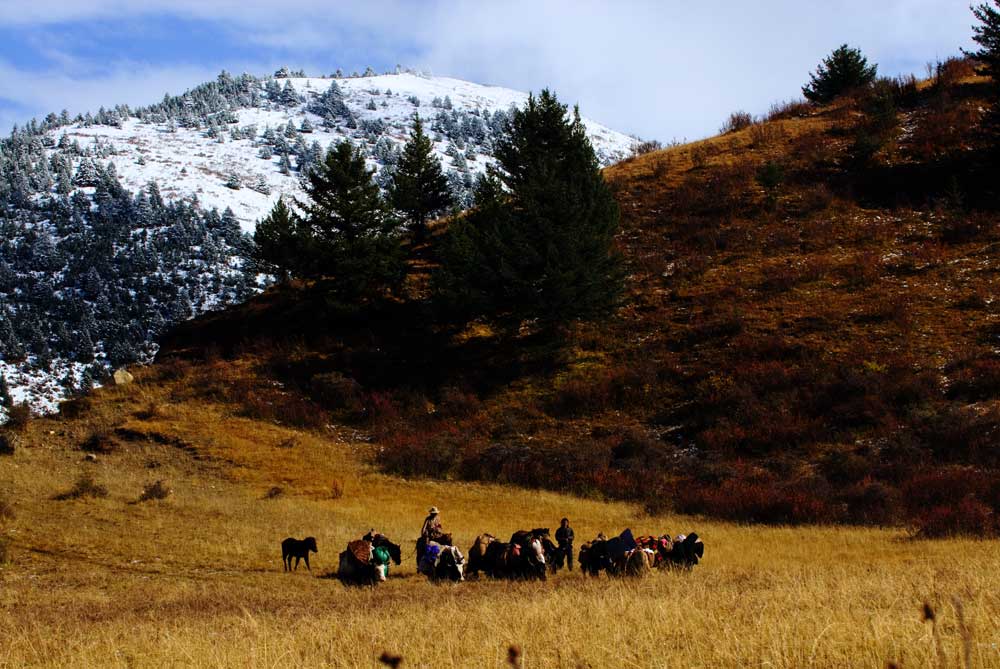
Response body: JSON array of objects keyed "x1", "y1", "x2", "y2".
[
  {"x1": 48, "y1": 72, "x2": 635, "y2": 231},
  {"x1": 0, "y1": 69, "x2": 636, "y2": 422}
]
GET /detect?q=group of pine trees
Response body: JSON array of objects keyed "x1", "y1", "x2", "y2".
[
  {"x1": 254, "y1": 90, "x2": 623, "y2": 332},
  {"x1": 254, "y1": 112, "x2": 452, "y2": 302}
]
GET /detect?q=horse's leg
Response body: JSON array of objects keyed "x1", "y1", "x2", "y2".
[
  {"x1": 305, "y1": 554, "x2": 310, "y2": 571},
  {"x1": 294, "y1": 556, "x2": 300, "y2": 571}
]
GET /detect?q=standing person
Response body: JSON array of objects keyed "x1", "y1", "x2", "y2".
[{"x1": 556, "y1": 517, "x2": 575, "y2": 571}]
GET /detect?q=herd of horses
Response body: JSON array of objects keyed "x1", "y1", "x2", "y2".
[{"x1": 284, "y1": 528, "x2": 704, "y2": 586}]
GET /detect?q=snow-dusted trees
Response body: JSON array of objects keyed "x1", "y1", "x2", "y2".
[
  {"x1": 390, "y1": 114, "x2": 453, "y2": 241},
  {"x1": 253, "y1": 197, "x2": 299, "y2": 281},
  {"x1": 293, "y1": 141, "x2": 406, "y2": 301}
]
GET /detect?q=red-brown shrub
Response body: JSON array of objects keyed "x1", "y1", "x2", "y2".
[
  {"x1": 947, "y1": 356, "x2": 1000, "y2": 401},
  {"x1": 673, "y1": 470, "x2": 830, "y2": 524},
  {"x1": 913, "y1": 497, "x2": 997, "y2": 538},
  {"x1": 437, "y1": 386, "x2": 482, "y2": 419},
  {"x1": 900, "y1": 468, "x2": 990, "y2": 515},
  {"x1": 836, "y1": 478, "x2": 900, "y2": 525},
  {"x1": 547, "y1": 365, "x2": 652, "y2": 418}
]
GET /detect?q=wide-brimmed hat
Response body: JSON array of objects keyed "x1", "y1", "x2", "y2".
[{"x1": 428, "y1": 506, "x2": 439, "y2": 514}]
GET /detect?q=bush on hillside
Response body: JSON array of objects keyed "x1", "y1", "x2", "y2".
[
  {"x1": 54, "y1": 472, "x2": 109, "y2": 501},
  {"x1": 913, "y1": 498, "x2": 997, "y2": 538},
  {"x1": 721, "y1": 111, "x2": 754, "y2": 134},
  {"x1": 0, "y1": 432, "x2": 16, "y2": 456},
  {"x1": 4, "y1": 404, "x2": 30, "y2": 432},
  {"x1": 138, "y1": 480, "x2": 171, "y2": 502},
  {"x1": 629, "y1": 139, "x2": 663, "y2": 157}
]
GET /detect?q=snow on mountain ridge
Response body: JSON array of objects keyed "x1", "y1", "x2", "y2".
[{"x1": 48, "y1": 73, "x2": 634, "y2": 232}]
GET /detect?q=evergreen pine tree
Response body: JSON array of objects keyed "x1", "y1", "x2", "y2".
[
  {"x1": 298, "y1": 141, "x2": 406, "y2": 302},
  {"x1": 966, "y1": 1, "x2": 1000, "y2": 140},
  {"x1": 802, "y1": 45, "x2": 878, "y2": 104},
  {"x1": 390, "y1": 114, "x2": 453, "y2": 241},
  {"x1": 0, "y1": 372, "x2": 11, "y2": 408},
  {"x1": 253, "y1": 198, "x2": 300, "y2": 281},
  {"x1": 434, "y1": 90, "x2": 624, "y2": 334}
]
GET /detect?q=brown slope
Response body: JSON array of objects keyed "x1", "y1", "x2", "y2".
[{"x1": 91, "y1": 65, "x2": 1000, "y2": 531}]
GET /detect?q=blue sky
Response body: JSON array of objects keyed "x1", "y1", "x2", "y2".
[{"x1": 0, "y1": 1, "x2": 980, "y2": 141}]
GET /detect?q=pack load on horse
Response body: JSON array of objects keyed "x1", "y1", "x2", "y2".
[
  {"x1": 363, "y1": 529, "x2": 403, "y2": 567},
  {"x1": 509, "y1": 529, "x2": 549, "y2": 580},
  {"x1": 471, "y1": 529, "x2": 548, "y2": 581},
  {"x1": 579, "y1": 529, "x2": 637, "y2": 577},
  {"x1": 467, "y1": 533, "x2": 496, "y2": 579},
  {"x1": 635, "y1": 532, "x2": 705, "y2": 570},
  {"x1": 337, "y1": 535, "x2": 393, "y2": 586},
  {"x1": 417, "y1": 541, "x2": 466, "y2": 581}
]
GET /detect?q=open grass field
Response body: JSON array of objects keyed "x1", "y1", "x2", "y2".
[{"x1": 2, "y1": 373, "x2": 1000, "y2": 668}]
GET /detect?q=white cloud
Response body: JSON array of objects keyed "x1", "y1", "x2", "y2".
[
  {"x1": 0, "y1": 0, "x2": 980, "y2": 140},
  {"x1": 0, "y1": 60, "x2": 222, "y2": 122}
]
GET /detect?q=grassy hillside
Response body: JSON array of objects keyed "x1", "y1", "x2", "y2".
[
  {"x1": 138, "y1": 60, "x2": 1000, "y2": 533},
  {"x1": 2, "y1": 370, "x2": 1000, "y2": 667}
]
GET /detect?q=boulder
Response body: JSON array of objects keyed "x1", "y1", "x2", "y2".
[{"x1": 113, "y1": 368, "x2": 134, "y2": 386}]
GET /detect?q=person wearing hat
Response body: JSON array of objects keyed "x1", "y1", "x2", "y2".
[{"x1": 421, "y1": 506, "x2": 443, "y2": 543}]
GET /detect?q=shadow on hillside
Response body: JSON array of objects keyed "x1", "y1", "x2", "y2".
[
  {"x1": 847, "y1": 146, "x2": 1000, "y2": 210},
  {"x1": 158, "y1": 282, "x2": 563, "y2": 400}
]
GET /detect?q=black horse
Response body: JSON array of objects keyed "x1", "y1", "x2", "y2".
[
  {"x1": 505, "y1": 530, "x2": 548, "y2": 580},
  {"x1": 281, "y1": 536, "x2": 318, "y2": 572},
  {"x1": 365, "y1": 532, "x2": 403, "y2": 567},
  {"x1": 579, "y1": 539, "x2": 611, "y2": 576},
  {"x1": 658, "y1": 533, "x2": 705, "y2": 570}
]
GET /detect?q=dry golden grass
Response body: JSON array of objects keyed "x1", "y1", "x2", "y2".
[{"x1": 1, "y1": 373, "x2": 1000, "y2": 668}]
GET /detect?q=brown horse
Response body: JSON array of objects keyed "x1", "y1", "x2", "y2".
[
  {"x1": 624, "y1": 548, "x2": 653, "y2": 577},
  {"x1": 467, "y1": 533, "x2": 496, "y2": 579}
]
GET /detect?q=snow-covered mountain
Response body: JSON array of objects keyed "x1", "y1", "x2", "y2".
[
  {"x1": 0, "y1": 69, "x2": 636, "y2": 421},
  {"x1": 50, "y1": 71, "x2": 635, "y2": 231}
]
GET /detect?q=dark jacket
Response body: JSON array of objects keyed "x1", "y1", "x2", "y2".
[{"x1": 556, "y1": 525, "x2": 574, "y2": 546}]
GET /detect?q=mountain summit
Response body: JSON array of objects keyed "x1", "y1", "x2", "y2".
[{"x1": 46, "y1": 70, "x2": 634, "y2": 230}]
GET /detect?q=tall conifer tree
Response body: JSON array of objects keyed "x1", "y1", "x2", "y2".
[
  {"x1": 253, "y1": 197, "x2": 300, "y2": 281},
  {"x1": 299, "y1": 141, "x2": 406, "y2": 301},
  {"x1": 966, "y1": 1, "x2": 1000, "y2": 141},
  {"x1": 391, "y1": 114, "x2": 452, "y2": 240},
  {"x1": 434, "y1": 90, "x2": 623, "y2": 334}
]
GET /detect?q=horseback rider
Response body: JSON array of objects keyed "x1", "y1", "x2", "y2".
[
  {"x1": 555, "y1": 517, "x2": 575, "y2": 571},
  {"x1": 417, "y1": 506, "x2": 444, "y2": 565},
  {"x1": 421, "y1": 507, "x2": 443, "y2": 542}
]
